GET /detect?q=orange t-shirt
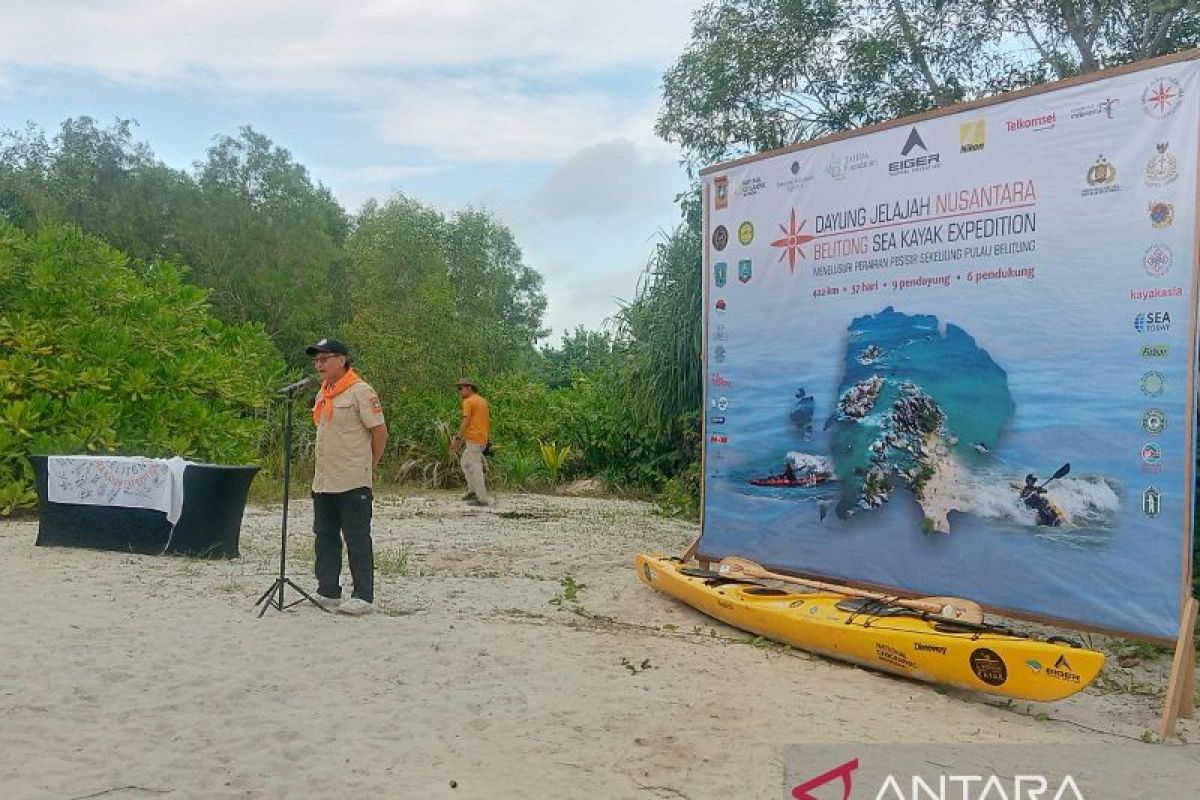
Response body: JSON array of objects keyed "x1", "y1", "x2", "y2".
[{"x1": 461, "y1": 394, "x2": 490, "y2": 445}]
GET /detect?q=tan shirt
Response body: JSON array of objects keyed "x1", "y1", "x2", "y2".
[{"x1": 313, "y1": 380, "x2": 385, "y2": 494}]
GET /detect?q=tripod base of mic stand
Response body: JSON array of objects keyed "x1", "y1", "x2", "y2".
[{"x1": 255, "y1": 576, "x2": 331, "y2": 616}]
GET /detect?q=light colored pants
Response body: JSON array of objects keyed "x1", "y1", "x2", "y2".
[{"x1": 460, "y1": 443, "x2": 488, "y2": 502}]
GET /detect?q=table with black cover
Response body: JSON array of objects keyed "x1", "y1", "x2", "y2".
[{"x1": 29, "y1": 455, "x2": 258, "y2": 558}]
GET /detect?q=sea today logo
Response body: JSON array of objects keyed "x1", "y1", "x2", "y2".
[{"x1": 1133, "y1": 311, "x2": 1170, "y2": 333}]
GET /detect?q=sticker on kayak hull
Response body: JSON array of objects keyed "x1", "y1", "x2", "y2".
[{"x1": 969, "y1": 647, "x2": 1008, "y2": 686}]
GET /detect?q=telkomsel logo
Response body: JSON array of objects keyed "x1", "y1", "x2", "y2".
[{"x1": 1005, "y1": 111, "x2": 1056, "y2": 133}]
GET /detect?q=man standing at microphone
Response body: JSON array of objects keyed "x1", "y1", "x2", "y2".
[{"x1": 306, "y1": 337, "x2": 387, "y2": 615}]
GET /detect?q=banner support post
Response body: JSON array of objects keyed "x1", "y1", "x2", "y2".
[{"x1": 1158, "y1": 596, "x2": 1197, "y2": 739}]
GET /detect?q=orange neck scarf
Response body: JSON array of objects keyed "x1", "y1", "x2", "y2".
[{"x1": 312, "y1": 369, "x2": 360, "y2": 425}]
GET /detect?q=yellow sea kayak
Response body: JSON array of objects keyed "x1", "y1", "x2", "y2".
[{"x1": 636, "y1": 553, "x2": 1103, "y2": 701}]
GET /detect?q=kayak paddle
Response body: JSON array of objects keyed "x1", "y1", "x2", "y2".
[
  {"x1": 1038, "y1": 462, "x2": 1070, "y2": 489},
  {"x1": 717, "y1": 556, "x2": 985, "y2": 624}
]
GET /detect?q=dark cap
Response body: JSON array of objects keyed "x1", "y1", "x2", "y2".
[
  {"x1": 455, "y1": 377, "x2": 477, "y2": 389},
  {"x1": 305, "y1": 337, "x2": 348, "y2": 356}
]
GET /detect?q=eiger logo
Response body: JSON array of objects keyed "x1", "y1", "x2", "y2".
[
  {"x1": 901, "y1": 128, "x2": 927, "y2": 156},
  {"x1": 1141, "y1": 344, "x2": 1168, "y2": 358},
  {"x1": 1046, "y1": 654, "x2": 1080, "y2": 683}
]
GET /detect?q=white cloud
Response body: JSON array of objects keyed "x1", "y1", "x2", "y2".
[
  {"x1": 487, "y1": 137, "x2": 688, "y2": 336},
  {"x1": 0, "y1": 1, "x2": 702, "y2": 334},
  {"x1": 0, "y1": 2, "x2": 699, "y2": 161},
  {"x1": 0, "y1": 1, "x2": 697, "y2": 80},
  {"x1": 517, "y1": 138, "x2": 678, "y2": 220}
]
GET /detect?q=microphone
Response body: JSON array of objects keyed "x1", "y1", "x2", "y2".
[{"x1": 276, "y1": 375, "x2": 316, "y2": 395}]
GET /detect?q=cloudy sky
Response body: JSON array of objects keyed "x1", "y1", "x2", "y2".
[{"x1": 0, "y1": 0, "x2": 703, "y2": 339}]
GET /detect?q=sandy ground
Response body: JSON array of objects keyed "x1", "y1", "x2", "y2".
[{"x1": 1, "y1": 491, "x2": 1197, "y2": 799}]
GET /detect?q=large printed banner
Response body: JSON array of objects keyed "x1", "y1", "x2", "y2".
[{"x1": 699, "y1": 55, "x2": 1199, "y2": 640}]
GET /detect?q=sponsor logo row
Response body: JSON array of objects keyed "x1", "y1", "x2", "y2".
[{"x1": 713, "y1": 73, "x2": 1184, "y2": 208}]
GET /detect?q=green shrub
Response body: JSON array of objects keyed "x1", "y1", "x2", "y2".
[{"x1": 0, "y1": 221, "x2": 284, "y2": 513}]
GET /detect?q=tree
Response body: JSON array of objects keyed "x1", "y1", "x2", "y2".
[
  {"x1": 658, "y1": 0, "x2": 1200, "y2": 174},
  {"x1": 612, "y1": 208, "x2": 704, "y2": 474},
  {"x1": 443, "y1": 208, "x2": 547, "y2": 372},
  {"x1": 0, "y1": 221, "x2": 283, "y2": 513},
  {"x1": 175, "y1": 127, "x2": 349, "y2": 361},
  {"x1": 535, "y1": 326, "x2": 616, "y2": 389},
  {"x1": 0, "y1": 117, "x2": 189, "y2": 261}
]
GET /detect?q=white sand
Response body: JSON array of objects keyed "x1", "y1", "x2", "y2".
[{"x1": 1, "y1": 492, "x2": 1196, "y2": 799}]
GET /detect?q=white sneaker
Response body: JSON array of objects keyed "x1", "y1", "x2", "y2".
[
  {"x1": 337, "y1": 598, "x2": 374, "y2": 616},
  {"x1": 313, "y1": 592, "x2": 342, "y2": 610}
]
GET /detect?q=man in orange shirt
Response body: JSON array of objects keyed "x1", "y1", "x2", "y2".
[{"x1": 451, "y1": 378, "x2": 490, "y2": 506}]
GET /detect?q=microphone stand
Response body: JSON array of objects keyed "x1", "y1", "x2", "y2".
[{"x1": 255, "y1": 380, "x2": 329, "y2": 615}]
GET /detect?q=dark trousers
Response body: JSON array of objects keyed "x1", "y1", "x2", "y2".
[{"x1": 312, "y1": 488, "x2": 374, "y2": 603}]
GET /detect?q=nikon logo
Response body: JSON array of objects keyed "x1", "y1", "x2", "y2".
[{"x1": 1141, "y1": 344, "x2": 1169, "y2": 358}]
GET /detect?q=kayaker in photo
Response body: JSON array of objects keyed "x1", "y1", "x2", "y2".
[
  {"x1": 1018, "y1": 473, "x2": 1063, "y2": 527},
  {"x1": 783, "y1": 461, "x2": 797, "y2": 482}
]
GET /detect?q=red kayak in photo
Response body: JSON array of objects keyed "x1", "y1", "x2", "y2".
[{"x1": 748, "y1": 472, "x2": 832, "y2": 488}]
